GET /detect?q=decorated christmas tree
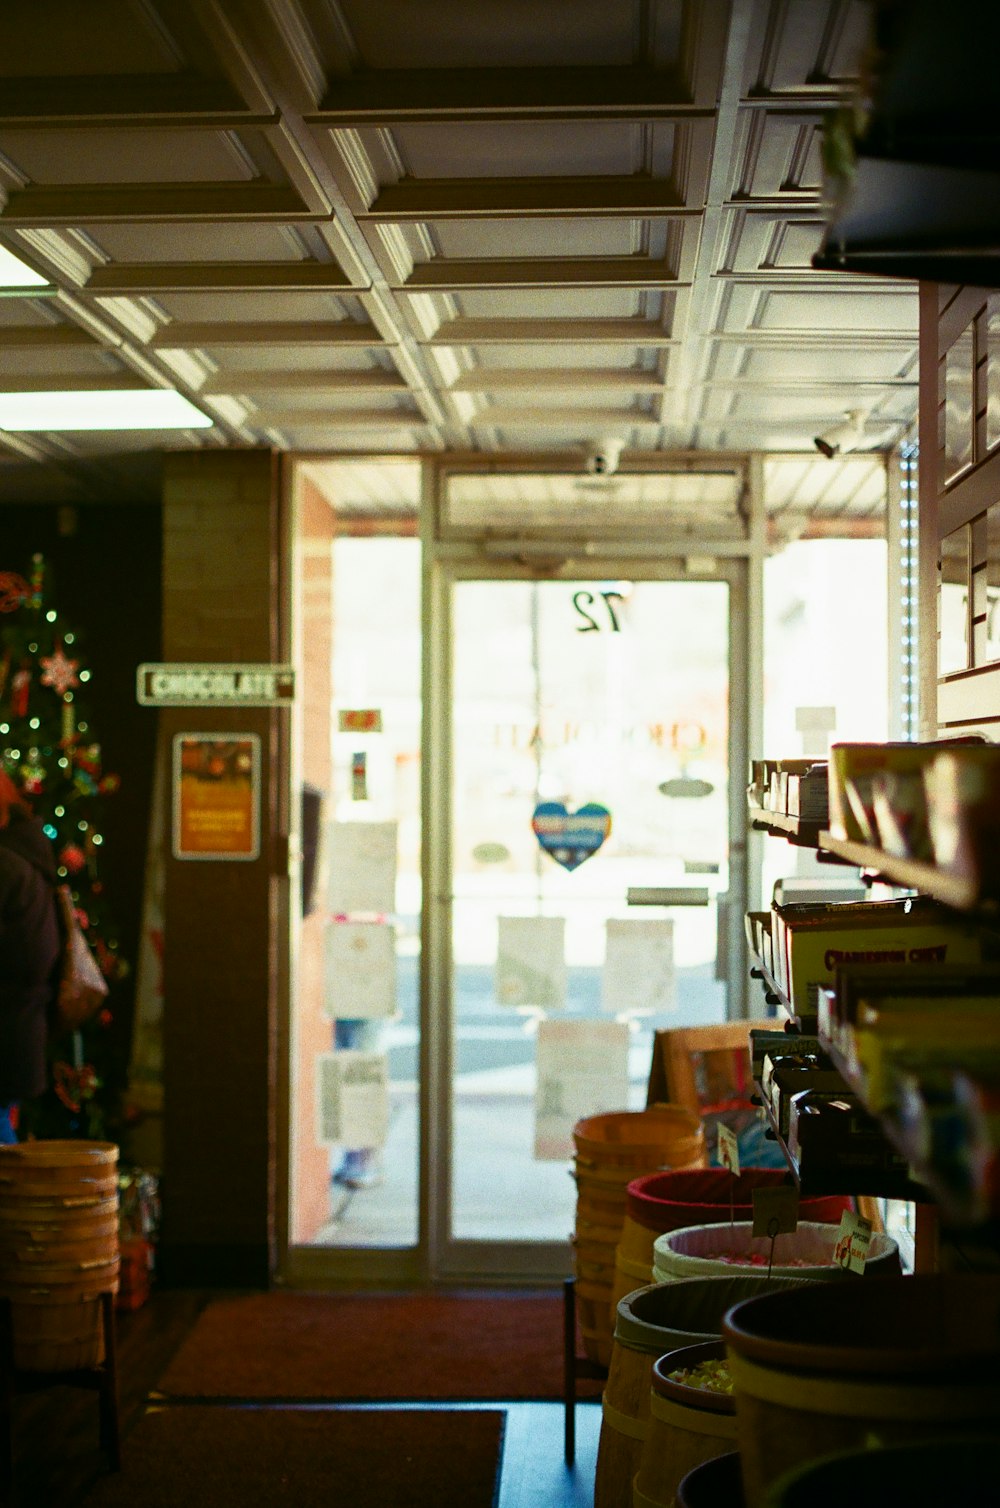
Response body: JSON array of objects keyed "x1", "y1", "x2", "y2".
[{"x1": 0, "y1": 553, "x2": 128, "y2": 1139}]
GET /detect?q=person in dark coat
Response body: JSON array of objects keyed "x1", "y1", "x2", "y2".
[{"x1": 0, "y1": 770, "x2": 60, "y2": 1143}]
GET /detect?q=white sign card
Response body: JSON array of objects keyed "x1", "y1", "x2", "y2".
[
  {"x1": 601, "y1": 917, "x2": 676, "y2": 1015},
  {"x1": 317, "y1": 1050, "x2": 389, "y2": 1149},
  {"x1": 496, "y1": 916, "x2": 566, "y2": 1011},
  {"x1": 717, "y1": 1122, "x2": 741, "y2": 1177},
  {"x1": 534, "y1": 1019, "x2": 629, "y2": 1161},
  {"x1": 833, "y1": 1210, "x2": 873, "y2": 1274},
  {"x1": 323, "y1": 921, "x2": 398, "y2": 1020},
  {"x1": 327, "y1": 820, "x2": 398, "y2": 915}
]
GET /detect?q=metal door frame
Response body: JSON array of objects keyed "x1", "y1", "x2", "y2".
[{"x1": 421, "y1": 456, "x2": 765, "y2": 1282}]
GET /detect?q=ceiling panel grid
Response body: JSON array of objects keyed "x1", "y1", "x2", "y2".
[{"x1": 0, "y1": 0, "x2": 914, "y2": 484}]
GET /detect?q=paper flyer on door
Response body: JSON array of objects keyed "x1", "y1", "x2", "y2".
[
  {"x1": 533, "y1": 1018, "x2": 629, "y2": 1160},
  {"x1": 327, "y1": 819, "x2": 398, "y2": 915},
  {"x1": 601, "y1": 917, "x2": 676, "y2": 1015},
  {"x1": 495, "y1": 915, "x2": 567, "y2": 1011},
  {"x1": 317, "y1": 1050, "x2": 389, "y2": 1149},
  {"x1": 323, "y1": 920, "x2": 398, "y2": 1019}
]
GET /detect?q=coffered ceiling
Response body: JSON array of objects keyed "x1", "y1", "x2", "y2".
[{"x1": 0, "y1": 0, "x2": 916, "y2": 519}]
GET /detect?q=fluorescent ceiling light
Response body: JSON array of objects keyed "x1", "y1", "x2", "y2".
[
  {"x1": 0, "y1": 389, "x2": 213, "y2": 431},
  {"x1": 0, "y1": 245, "x2": 51, "y2": 288}
]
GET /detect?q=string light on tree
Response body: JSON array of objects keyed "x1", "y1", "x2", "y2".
[{"x1": 0, "y1": 552, "x2": 128, "y2": 1140}]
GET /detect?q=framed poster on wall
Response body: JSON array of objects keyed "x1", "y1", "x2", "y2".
[{"x1": 172, "y1": 732, "x2": 261, "y2": 861}]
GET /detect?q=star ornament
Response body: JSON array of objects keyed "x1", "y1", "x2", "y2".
[{"x1": 39, "y1": 645, "x2": 80, "y2": 696}]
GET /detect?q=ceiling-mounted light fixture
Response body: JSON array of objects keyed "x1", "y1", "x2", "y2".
[
  {"x1": 813, "y1": 408, "x2": 869, "y2": 458},
  {"x1": 0, "y1": 389, "x2": 213, "y2": 431},
  {"x1": 582, "y1": 437, "x2": 624, "y2": 476}
]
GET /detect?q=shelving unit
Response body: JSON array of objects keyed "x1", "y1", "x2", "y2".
[
  {"x1": 751, "y1": 1070, "x2": 923, "y2": 1201},
  {"x1": 747, "y1": 956, "x2": 797, "y2": 1022},
  {"x1": 817, "y1": 831, "x2": 1000, "y2": 917},
  {"x1": 750, "y1": 799, "x2": 1000, "y2": 1235},
  {"x1": 819, "y1": 1037, "x2": 988, "y2": 1226},
  {"x1": 747, "y1": 805, "x2": 827, "y2": 848}
]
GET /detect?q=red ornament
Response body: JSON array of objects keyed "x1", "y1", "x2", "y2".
[
  {"x1": 75, "y1": 744, "x2": 102, "y2": 777},
  {"x1": 98, "y1": 1009, "x2": 113, "y2": 1029},
  {"x1": 11, "y1": 666, "x2": 30, "y2": 717},
  {"x1": 99, "y1": 773, "x2": 121, "y2": 795},
  {"x1": 0, "y1": 573, "x2": 29, "y2": 613},
  {"x1": 39, "y1": 644, "x2": 80, "y2": 697},
  {"x1": 58, "y1": 843, "x2": 86, "y2": 874}
]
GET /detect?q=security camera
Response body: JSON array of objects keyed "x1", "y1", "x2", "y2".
[
  {"x1": 813, "y1": 409, "x2": 868, "y2": 459},
  {"x1": 583, "y1": 437, "x2": 624, "y2": 476}
]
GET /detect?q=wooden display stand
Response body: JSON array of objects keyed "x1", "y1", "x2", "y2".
[
  {"x1": 0, "y1": 1292, "x2": 120, "y2": 1507},
  {"x1": 646, "y1": 1022, "x2": 753, "y2": 1117}
]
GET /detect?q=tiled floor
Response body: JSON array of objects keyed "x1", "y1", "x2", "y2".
[{"x1": 499, "y1": 1402, "x2": 601, "y2": 1508}]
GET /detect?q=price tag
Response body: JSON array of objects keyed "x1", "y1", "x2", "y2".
[
  {"x1": 718, "y1": 1123, "x2": 740, "y2": 1177},
  {"x1": 752, "y1": 1186, "x2": 799, "y2": 1238},
  {"x1": 833, "y1": 1210, "x2": 872, "y2": 1274}
]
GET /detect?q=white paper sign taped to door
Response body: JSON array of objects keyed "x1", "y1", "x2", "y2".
[
  {"x1": 327, "y1": 820, "x2": 398, "y2": 915},
  {"x1": 323, "y1": 921, "x2": 398, "y2": 1019},
  {"x1": 317, "y1": 1050, "x2": 389, "y2": 1149},
  {"x1": 534, "y1": 1018, "x2": 629, "y2": 1160},
  {"x1": 601, "y1": 917, "x2": 676, "y2": 1014},
  {"x1": 496, "y1": 915, "x2": 567, "y2": 1011}
]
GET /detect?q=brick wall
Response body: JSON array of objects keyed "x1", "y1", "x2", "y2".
[{"x1": 159, "y1": 449, "x2": 283, "y2": 1285}]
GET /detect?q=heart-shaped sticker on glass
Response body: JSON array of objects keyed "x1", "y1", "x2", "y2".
[{"x1": 531, "y1": 801, "x2": 612, "y2": 871}]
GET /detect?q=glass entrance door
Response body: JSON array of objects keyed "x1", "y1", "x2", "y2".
[{"x1": 434, "y1": 569, "x2": 742, "y2": 1274}]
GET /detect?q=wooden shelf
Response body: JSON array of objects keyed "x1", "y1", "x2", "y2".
[
  {"x1": 748, "y1": 955, "x2": 790, "y2": 1015},
  {"x1": 752, "y1": 1071, "x2": 918, "y2": 1201},
  {"x1": 747, "y1": 805, "x2": 826, "y2": 847},
  {"x1": 820, "y1": 1035, "x2": 980, "y2": 1220},
  {"x1": 816, "y1": 832, "x2": 997, "y2": 911}
]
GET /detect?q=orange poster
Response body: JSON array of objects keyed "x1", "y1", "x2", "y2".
[{"x1": 172, "y1": 733, "x2": 260, "y2": 861}]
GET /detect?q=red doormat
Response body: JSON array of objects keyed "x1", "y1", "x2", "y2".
[
  {"x1": 156, "y1": 1290, "x2": 590, "y2": 1401},
  {"x1": 81, "y1": 1405, "x2": 505, "y2": 1508}
]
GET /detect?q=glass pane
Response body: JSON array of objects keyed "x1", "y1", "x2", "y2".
[
  {"x1": 939, "y1": 526, "x2": 969, "y2": 675},
  {"x1": 308, "y1": 535, "x2": 422, "y2": 1249},
  {"x1": 943, "y1": 323, "x2": 974, "y2": 484},
  {"x1": 988, "y1": 296, "x2": 1000, "y2": 453},
  {"x1": 450, "y1": 578, "x2": 730, "y2": 1243},
  {"x1": 987, "y1": 501, "x2": 1000, "y2": 663}
]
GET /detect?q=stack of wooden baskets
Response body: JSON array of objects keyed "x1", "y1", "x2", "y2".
[
  {"x1": 572, "y1": 1105, "x2": 705, "y2": 1366},
  {"x1": 0, "y1": 1140, "x2": 120, "y2": 1371}
]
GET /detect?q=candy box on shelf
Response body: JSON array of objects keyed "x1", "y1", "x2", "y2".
[
  {"x1": 751, "y1": 1029, "x2": 822, "y2": 1080},
  {"x1": 828, "y1": 740, "x2": 982, "y2": 845},
  {"x1": 771, "y1": 896, "x2": 985, "y2": 1021},
  {"x1": 745, "y1": 911, "x2": 771, "y2": 965},
  {"x1": 786, "y1": 1090, "x2": 912, "y2": 1183},
  {"x1": 762, "y1": 1052, "x2": 846, "y2": 1137},
  {"x1": 823, "y1": 963, "x2": 1000, "y2": 1058},
  {"x1": 786, "y1": 763, "x2": 829, "y2": 822},
  {"x1": 925, "y1": 744, "x2": 1000, "y2": 901},
  {"x1": 853, "y1": 1001, "x2": 1000, "y2": 1113},
  {"x1": 748, "y1": 759, "x2": 780, "y2": 809},
  {"x1": 773, "y1": 876, "x2": 866, "y2": 907}
]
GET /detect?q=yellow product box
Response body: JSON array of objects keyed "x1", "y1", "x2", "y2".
[
  {"x1": 855, "y1": 1005, "x2": 1000, "y2": 1111},
  {"x1": 771, "y1": 897, "x2": 985, "y2": 1020},
  {"x1": 828, "y1": 962, "x2": 1000, "y2": 1049}
]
